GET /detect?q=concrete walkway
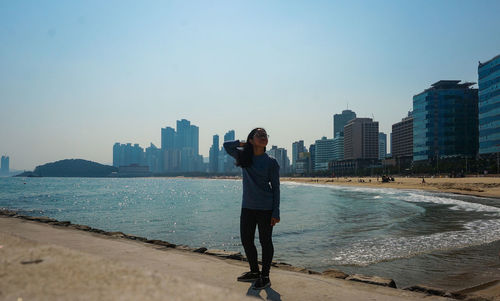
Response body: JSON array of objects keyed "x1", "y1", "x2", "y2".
[{"x1": 0, "y1": 217, "x2": 452, "y2": 300}]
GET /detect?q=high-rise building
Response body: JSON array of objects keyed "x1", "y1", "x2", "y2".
[
  {"x1": 113, "y1": 143, "x2": 122, "y2": 167},
  {"x1": 478, "y1": 54, "x2": 500, "y2": 155},
  {"x1": 332, "y1": 133, "x2": 344, "y2": 161},
  {"x1": 333, "y1": 109, "x2": 356, "y2": 138},
  {"x1": 314, "y1": 137, "x2": 335, "y2": 171},
  {"x1": 309, "y1": 144, "x2": 316, "y2": 172},
  {"x1": 391, "y1": 111, "x2": 413, "y2": 158},
  {"x1": 113, "y1": 119, "x2": 201, "y2": 173},
  {"x1": 209, "y1": 135, "x2": 219, "y2": 173},
  {"x1": 175, "y1": 119, "x2": 191, "y2": 151},
  {"x1": 413, "y1": 80, "x2": 478, "y2": 161},
  {"x1": 295, "y1": 152, "x2": 311, "y2": 175},
  {"x1": 112, "y1": 143, "x2": 145, "y2": 167},
  {"x1": 221, "y1": 130, "x2": 237, "y2": 173},
  {"x1": 159, "y1": 119, "x2": 201, "y2": 172},
  {"x1": 224, "y1": 130, "x2": 235, "y2": 142},
  {"x1": 291, "y1": 140, "x2": 306, "y2": 172},
  {"x1": 175, "y1": 119, "x2": 200, "y2": 156},
  {"x1": 344, "y1": 118, "x2": 379, "y2": 160},
  {"x1": 379, "y1": 132, "x2": 387, "y2": 160},
  {"x1": 267, "y1": 145, "x2": 290, "y2": 175},
  {"x1": 145, "y1": 143, "x2": 162, "y2": 173},
  {"x1": 217, "y1": 146, "x2": 226, "y2": 173},
  {"x1": 191, "y1": 125, "x2": 199, "y2": 157},
  {"x1": 1, "y1": 155, "x2": 9, "y2": 174},
  {"x1": 161, "y1": 127, "x2": 176, "y2": 150},
  {"x1": 160, "y1": 126, "x2": 179, "y2": 172}
]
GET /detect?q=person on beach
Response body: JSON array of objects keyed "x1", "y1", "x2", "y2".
[{"x1": 223, "y1": 128, "x2": 280, "y2": 290}]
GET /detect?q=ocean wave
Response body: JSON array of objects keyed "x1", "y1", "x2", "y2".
[
  {"x1": 283, "y1": 181, "x2": 500, "y2": 214},
  {"x1": 326, "y1": 218, "x2": 500, "y2": 266},
  {"x1": 404, "y1": 192, "x2": 500, "y2": 214}
]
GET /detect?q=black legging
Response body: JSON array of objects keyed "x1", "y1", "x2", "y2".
[{"x1": 240, "y1": 208, "x2": 274, "y2": 277}]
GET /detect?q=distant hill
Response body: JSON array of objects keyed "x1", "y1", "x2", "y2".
[{"x1": 28, "y1": 159, "x2": 117, "y2": 177}]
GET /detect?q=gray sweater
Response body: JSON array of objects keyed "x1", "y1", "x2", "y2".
[{"x1": 223, "y1": 140, "x2": 280, "y2": 219}]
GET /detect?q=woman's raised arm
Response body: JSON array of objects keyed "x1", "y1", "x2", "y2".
[{"x1": 223, "y1": 140, "x2": 242, "y2": 159}]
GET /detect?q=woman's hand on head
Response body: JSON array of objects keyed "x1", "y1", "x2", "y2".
[{"x1": 271, "y1": 217, "x2": 280, "y2": 227}]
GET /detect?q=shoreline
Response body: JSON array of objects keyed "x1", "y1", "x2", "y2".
[
  {"x1": 139, "y1": 175, "x2": 500, "y2": 199},
  {"x1": 279, "y1": 176, "x2": 500, "y2": 199},
  {"x1": 9, "y1": 175, "x2": 500, "y2": 199},
  {"x1": 1, "y1": 209, "x2": 499, "y2": 300}
]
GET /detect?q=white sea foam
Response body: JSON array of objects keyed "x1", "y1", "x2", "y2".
[
  {"x1": 283, "y1": 181, "x2": 500, "y2": 214},
  {"x1": 328, "y1": 218, "x2": 500, "y2": 266},
  {"x1": 405, "y1": 192, "x2": 500, "y2": 214}
]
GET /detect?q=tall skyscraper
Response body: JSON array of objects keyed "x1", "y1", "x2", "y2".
[
  {"x1": 478, "y1": 54, "x2": 500, "y2": 155},
  {"x1": 391, "y1": 111, "x2": 413, "y2": 158},
  {"x1": 191, "y1": 125, "x2": 199, "y2": 157},
  {"x1": 161, "y1": 127, "x2": 176, "y2": 150},
  {"x1": 413, "y1": 80, "x2": 478, "y2": 161},
  {"x1": 344, "y1": 118, "x2": 379, "y2": 160},
  {"x1": 145, "y1": 143, "x2": 162, "y2": 173},
  {"x1": 159, "y1": 119, "x2": 202, "y2": 172},
  {"x1": 221, "y1": 130, "x2": 237, "y2": 173},
  {"x1": 333, "y1": 109, "x2": 356, "y2": 138},
  {"x1": 175, "y1": 119, "x2": 191, "y2": 151},
  {"x1": 291, "y1": 140, "x2": 306, "y2": 171},
  {"x1": 267, "y1": 145, "x2": 290, "y2": 175},
  {"x1": 332, "y1": 133, "x2": 344, "y2": 161},
  {"x1": 379, "y1": 132, "x2": 387, "y2": 160},
  {"x1": 314, "y1": 137, "x2": 335, "y2": 171},
  {"x1": 1, "y1": 156, "x2": 10, "y2": 174},
  {"x1": 112, "y1": 143, "x2": 121, "y2": 167},
  {"x1": 175, "y1": 119, "x2": 199, "y2": 156},
  {"x1": 224, "y1": 130, "x2": 235, "y2": 142},
  {"x1": 309, "y1": 144, "x2": 316, "y2": 172},
  {"x1": 209, "y1": 135, "x2": 219, "y2": 173}
]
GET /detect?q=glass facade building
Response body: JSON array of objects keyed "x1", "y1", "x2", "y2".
[
  {"x1": 332, "y1": 133, "x2": 344, "y2": 161},
  {"x1": 333, "y1": 109, "x2": 356, "y2": 138},
  {"x1": 314, "y1": 136, "x2": 335, "y2": 171},
  {"x1": 413, "y1": 80, "x2": 478, "y2": 161},
  {"x1": 478, "y1": 54, "x2": 500, "y2": 155},
  {"x1": 378, "y1": 132, "x2": 387, "y2": 160}
]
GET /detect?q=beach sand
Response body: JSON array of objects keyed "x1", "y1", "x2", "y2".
[
  {"x1": 0, "y1": 216, "x2": 457, "y2": 301},
  {"x1": 280, "y1": 176, "x2": 500, "y2": 198}
]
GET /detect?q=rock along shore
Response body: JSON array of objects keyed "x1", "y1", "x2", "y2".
[{"x1": 1, "y1": 209, "x2": 498, "y2": 300}]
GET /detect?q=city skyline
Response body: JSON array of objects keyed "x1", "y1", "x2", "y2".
[{"x1": 2, "y1": 1, "x2": 500, "y2": 170}]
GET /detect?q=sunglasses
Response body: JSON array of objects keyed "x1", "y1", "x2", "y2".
[{"x1": 254, "y1": 132, "x2": 269, "y2": 139}]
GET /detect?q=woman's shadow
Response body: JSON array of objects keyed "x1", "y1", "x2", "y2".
[{"x1": 246, "y1": 285, "x2": 281, "y2": 301}]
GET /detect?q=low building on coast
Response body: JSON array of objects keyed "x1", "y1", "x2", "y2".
[{"x1": 116, "y1": 164, "x2": 151, "y2": 177}]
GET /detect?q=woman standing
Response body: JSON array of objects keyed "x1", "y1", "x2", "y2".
[{"x1": 223, "y1": 128, "x2": 280, "y2": 290}]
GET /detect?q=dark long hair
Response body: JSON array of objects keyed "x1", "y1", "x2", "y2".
[{"x1": 236, "y1": 128, "x2": 266, "y2": 168}]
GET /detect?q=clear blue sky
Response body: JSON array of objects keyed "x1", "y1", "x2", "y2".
[{"x1": 1, "y1": 0, "x2": 500, "y2": 170}]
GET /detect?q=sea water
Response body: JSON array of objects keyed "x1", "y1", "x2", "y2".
[{"x1": 1, "y1": 177, "x2": 499, "y2": 289}]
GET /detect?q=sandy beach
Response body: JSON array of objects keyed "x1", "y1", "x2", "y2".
[
  {"x1": 280, "y1": 176, "x2": 500, "y2": 199},
  {"x1": 0, "y1": 214, "x2": 473, "y2": 301}
]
